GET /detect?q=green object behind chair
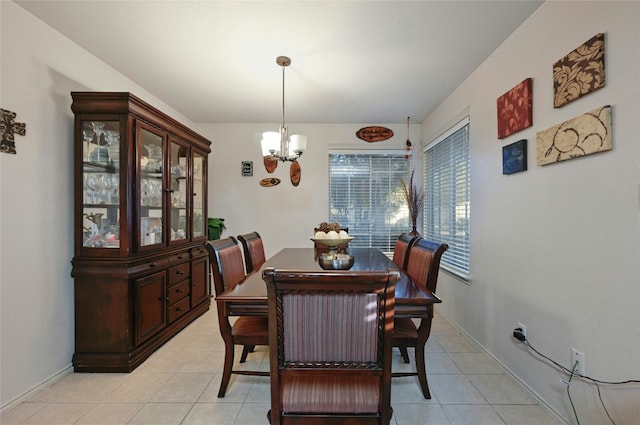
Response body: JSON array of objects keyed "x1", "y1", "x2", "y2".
[{"x1": 208, "y1": 217, "x2": 226, "y2": 240}]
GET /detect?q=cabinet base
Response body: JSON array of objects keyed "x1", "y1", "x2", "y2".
[{"x1": 73, "y1": 300, "x2": 209, "y2": 372}]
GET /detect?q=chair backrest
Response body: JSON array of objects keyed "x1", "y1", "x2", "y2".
[
  {"x1": 405, "y1": 238, "x2": 449, "y2": 293},
  {"x1": 392, "y1": 233, "x2": 418, "y2": 270},
  {"x1": 205, "y1": 236, "x2": 246, "y2": 296},
  {"x1": 263, "y1": 268, "x2": 399, "y2": 425},
  {"x1": 237, "y1": 231, "x2": 266, "y2": 274}
]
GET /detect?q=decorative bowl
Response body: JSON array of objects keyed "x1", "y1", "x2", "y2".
[
  {"x1": 310, "y1": 236, "x2": 354, "y2": 248},
  {"x1": 318, "y1": 253, "x2": 355, "y2": 270}
]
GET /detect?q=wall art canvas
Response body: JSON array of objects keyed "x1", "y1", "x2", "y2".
[
  {"x1": 553, "y1": 33, "x2": 605, "y2": 108},
  {"x1": 1, "y1": 108, "x2": 26, "y2": 154},
  {"x1": 536, "y1": 105, "x2": 611, "y2": 166},
  {"x1": 497, "y1": 78, "x2": 532, "y2": 139},
  {"x1": 502, "y1": 139, "x2": 527, "y2": 175}
]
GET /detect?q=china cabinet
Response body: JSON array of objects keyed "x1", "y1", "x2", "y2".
[{"x1": 70, "y1": 92, "x2": 211, "y2": 372}]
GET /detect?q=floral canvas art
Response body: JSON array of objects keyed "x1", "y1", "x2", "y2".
[
  {"x1": 497, "y1": 78, "x2": 532, "y2": 139},
  {"x1": 536, "y1": 105, "x2": 611, "y2": 165},
  {"x1": 553, "y1": 33, "x2": 605, "y2": 108}
]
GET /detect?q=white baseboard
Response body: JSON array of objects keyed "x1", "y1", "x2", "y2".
[{"x1": 0, "y1": 365, "x2": 73, "y2": 413}]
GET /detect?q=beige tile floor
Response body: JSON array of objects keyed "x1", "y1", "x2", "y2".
[{"x1": 1, "y1": 308, "x2": 563, "y2": 425}]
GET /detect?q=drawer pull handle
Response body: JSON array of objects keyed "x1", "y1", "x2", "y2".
[
  {"x1": 176, "y1": 307, "x2": 185, "y2": 312},
  {"x1": 176, "y1": 289, "x2": 185, "y2": 293},
  {"x1": 177, "y1": 255, "x2": 184, "y2": 259},
  {"x1": 176, "y1": 270, "x2": 185, "y2": 275},
  {"x1": 149, "y1": 262, "x2": 157, "y2": 268}
]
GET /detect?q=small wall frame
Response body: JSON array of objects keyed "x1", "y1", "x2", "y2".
[{"x1": 502, "y1": 139, "x2": 527, "y2": 175}]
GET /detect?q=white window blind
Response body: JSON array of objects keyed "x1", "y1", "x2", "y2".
[
  {"x1": 423, "y1": 117, "x2": 470, "y2": 278},
  {"x1": 329, "y1": 152, "x2": 411, "y2": 252}
]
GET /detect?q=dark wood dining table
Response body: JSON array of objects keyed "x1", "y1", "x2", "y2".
[{"x1": 214, "y1": 247, "x2": 441, "y2": 395}]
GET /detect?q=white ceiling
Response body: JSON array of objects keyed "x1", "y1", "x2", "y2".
[{"x1": 16, "y1": 0, "x2": 543, "y2": 124}]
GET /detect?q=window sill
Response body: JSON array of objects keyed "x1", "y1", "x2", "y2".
[{"x1": 441, "y1": 264, "x2": 471, "y2": 285}]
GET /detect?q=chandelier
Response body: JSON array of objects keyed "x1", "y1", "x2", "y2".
[{"x1": 260, "y1": 56, "x2": 307, "y2": 162}]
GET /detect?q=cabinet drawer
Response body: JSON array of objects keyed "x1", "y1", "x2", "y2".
[
  {"x1": 168, "y1": 297, "x2": 190, "y2": 323},
  {"x1": 191, "y1": 244, "x2": 208, "y2": 259},
  {"x1": 129, "y1": 258, "x2": 169, "y2": 276},
  {"x1": 168, "y1": 279, "x2": 190, "y2": 305},
  {"x1": 168, "y1": 250, "x2": 190, "y2": 265},
  {"x1": 168, "y1": 262, "x2": 190, "y2": 285}
]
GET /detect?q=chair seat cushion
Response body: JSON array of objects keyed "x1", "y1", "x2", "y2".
[
  {"x1": 281, "y1": 374, "x2": 380, "y2": 413},
  {"x1": 393, "y1": 317, "x2": 418, "y2": 343},
  {"x1": 232, "y1": 316, "x2": 269, "y2": 340}
]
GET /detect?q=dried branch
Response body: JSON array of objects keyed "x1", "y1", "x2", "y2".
[{"x1": 399, "y1": 169, "x2": 424, "y2": 228}]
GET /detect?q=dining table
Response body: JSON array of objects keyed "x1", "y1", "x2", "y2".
[{"x1": 214, "y1": 246, "x2": 441, "y2": 396}]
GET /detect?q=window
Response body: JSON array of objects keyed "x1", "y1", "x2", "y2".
[
  {"x1": 423, "y1": 117, "x2": 470, "y2": 279},
  {"x1": 329, "y1": 151, "x2": 411, "y2": 253}
]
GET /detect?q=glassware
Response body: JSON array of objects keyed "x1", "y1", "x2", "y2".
[
  {"x1": 85, "y1": 173, "x2": 99, "y2": 204},
  {"x1": 83, "y1": 129, "x2": 94, "y2": 162},
  {"x1": 93, "y1": 174, "x2": 106, "y2": 204},
  {"x1": 91, "y1": 122, "x2": 105, "y2": 145},
  {"x1": 103, "y1": 173, "x2": 117, "y2": 204},
  {"x1": 141, "y1": 179, "x2": 153, "y2": 206},
  {"x1": 104, "y1": 130, "x2": 120, "y2": 164}
]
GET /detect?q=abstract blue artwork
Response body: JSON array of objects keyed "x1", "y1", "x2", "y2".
[{"x1": 502, "y1": 139, "x2": 527, "y2": 175}]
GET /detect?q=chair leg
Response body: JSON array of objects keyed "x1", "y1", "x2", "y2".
[
  {"x1": 216, "y1": 309, "x2": 236, "y2": 398},
  {"x1": 218, "y1": 340, "x2": 235, "y2": 397},
  {"x1": 415, "y1": 315, "x2": 434, "y2": 399},
  {"x1": 240, "y1": 345, "x2": 254, "y2": 363},
  {"x1": 399, "y1": 346, "x2": 410, "y2": 363}
]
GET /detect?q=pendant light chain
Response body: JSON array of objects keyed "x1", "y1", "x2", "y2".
[{"x1": 405, "y1": 116, "x2": 413, "y2": 159}]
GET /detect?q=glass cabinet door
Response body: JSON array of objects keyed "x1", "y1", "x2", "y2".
[
  {"x1": 169, "y1": 139, "x2": 188, "y2": 243},
  {"x1": 81, "y1": 120, "x2": 121, "y2": 248},
  {"x1": 138, "y1": 125, "x2": 165, "y2": 248},
  {"x1": 192, "y1": 151, "x2": 206, "y2": 239}
]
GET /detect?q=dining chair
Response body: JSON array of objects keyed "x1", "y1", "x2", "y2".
[
  {"x1": 263, "y1": 267, "x2": 400, "y2": 425},
  {"x1": 206, "y1": 237, "x2": 269, "y2": 397},
  {"x1": 392, "y1": 233, "x2": 418, "y2": 270},
  {"x1": 391, "y1": 233, "x2": 419, "y2": 363},
  {"x1": 392, "y1": 238, "x2": 448, "y2": 399},
  {"x1": 237, "y1": 231, "x2": 266, "y2": 274}
]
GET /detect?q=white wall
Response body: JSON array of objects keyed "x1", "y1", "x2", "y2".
[
  {"x1": 196, "y1": 123, "x2": 419, "y2": 259},
  {"x1": 0, "y1": 1, "x2": 195, "y2": 408},
  {"x1": 421, "y1": 2, "x2": 640, "y2": 424}
]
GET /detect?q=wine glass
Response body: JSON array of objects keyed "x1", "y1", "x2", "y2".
[
  {"x1": 94, "y1": 174, "x2": 106, "y2": 204},
  {"x1": 85, "y1": 173, "x2": 99, "y2": 204},
  {"x1": 83, "y1": 129, "x2": 94, "y2": 162},
  {"x1": 103, "y1": 174, "x2": 118, "y2": 204},
  {"x1": 150, "y1": 180, "x2": 162, "y2": 206},
  {"x1": 104, "y1": 130, "x2": 120, "y2": 163}
]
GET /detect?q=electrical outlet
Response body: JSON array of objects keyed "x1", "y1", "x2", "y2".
[
  {"x1": 517, "y1": 322, "x2": 527, "y2": 339},
  {"x1": 571, "y1": 348, "x2": 585, "y2": 375}
]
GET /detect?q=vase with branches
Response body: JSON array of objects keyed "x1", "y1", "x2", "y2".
[{"x1": 399, "y1": 169, "x2": 424, "y2": 236}]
